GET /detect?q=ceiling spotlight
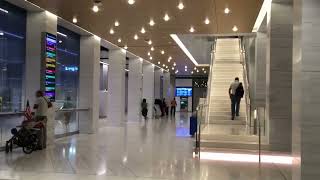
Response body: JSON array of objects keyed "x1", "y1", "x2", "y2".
[
  {"x1": 114, "y1": 20, "x2": 120, "y2": 27},
  {"x1": 59, "y1": 40, "x2": 62, "y2": 44},
  {"x1": 148, "y1": 40, "x2": 152, "y2": 45},
  {"x1": 204, "y1": 18, "x2": 210, "y2": 25},
  {"x1": 173, "y1": 62, "x2": 176, "y2": 66},
  {"x1": 232, "y1": 25, "x2": 238, "y2": 32},
  {"x1": 185, "y1": 66, "x2": 187, "y2": 69},
  {"x1": 118, "y1": 38, "x2": 122, "y2": 43},
  {"x1": 194, "y1": 67, "x2": 197, "y2": 70},
  {"x1": 148, "y1": 52, "x2": 151, "y2": 56},
  {"x1": 163, "y1": 64, "x2": 165, "y2": 67},
  {"x1": 202, "y1": 68, "x2": 205, "y2": 71},
  {"x1": 175, "y1": 70, "x2": 179, "y2": 74},
  {"x1": 166, "y1": 65, "x2": 168, "y2": 68},
  {"x1": 150, "y1": 56, "x2": 153, "y2": 60},
  {"x1": 92, "y1": 5, "x2": 99, "y2": 12},
  {"x1": 178, "y1": 2, "x2": 184, "y2": 10},
  {"x1": 197, "y1": 69, "x2": 199, "y2": 73},
  {"x1": 124, "y1": 45, "x2": 128, "y2": 49},
  {"x1": 128, "y1": 0, "x2": 135, "y2": 5},
  {"x1": 151, "y1": 47, "x2": 154, "y2": 51},
  {"x1": 72, "y1": 17, "x2": 78, "y2": 23},
  {"x1": 109, "y1": 28, "x2": 115, "y2": 34},
  {"x1": 140, "y1": 27, "x2": 146, "y2": 34},
  {"x1": 204, "y1": 71, "x2": 207, "y2": 73},
  {"x1": 191, "y1": 71, "x2": 194, "y2": 74},
  {"x1": 158, "y1": 61, "x2": 161, "y2": 64},
  {"x1": 224, "y1": 8, "x2": 230, "y2": 14},
  {"x1": 161, "y1": 50, "x2": 165, "y2": 55},
  {"x1": 149, "y1": 19, "x2": 155, "y2": 26},
  {"x1": 163, "y1": 13, "x2": 170, "y2": 21},
  {"x1": 134, "y1": 34, "x2": 139, "y2": 40},
  {"x1": 189, "y1": 26, "x2": 195, "y2": 33}
]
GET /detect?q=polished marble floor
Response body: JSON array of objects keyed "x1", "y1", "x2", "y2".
[{"x1": 0, "y1": 113, "x2": 291, "y2": 180}]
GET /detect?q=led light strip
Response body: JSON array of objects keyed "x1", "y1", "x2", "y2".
[
  {"x1": 252, "y1": 0, "x2": 272, "y2": 32},
  {"x1": 0, "y1": 8, "x2": 9, "y2": 14},
  {"x1": 170, "y1": 34, "x2": 199, "y2": 66},
  {"x1": 57, "y1": 32, "x2": 67, "y2": 37}
]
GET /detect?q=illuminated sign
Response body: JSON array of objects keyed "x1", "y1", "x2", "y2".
[
  {"x1": 44, "y1": 33, "x2": 57, "y2": 101},
  {"x1": 64, "y1": 66, "x2": 79, "y2": 72}
]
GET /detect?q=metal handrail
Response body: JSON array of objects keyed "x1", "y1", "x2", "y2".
[{"x1": 194, "y1": 104, "x2": 208, "y2": 157}]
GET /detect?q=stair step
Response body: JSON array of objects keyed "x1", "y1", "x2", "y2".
[
  {"x1": 201, "y1": 134, "x2": 259, "y2": 142},
  {"x1": 207, "y1": 120, "x2": 247, "y2": 125},
  {"x1": 209, "y1": 115, "x2": 246, "y2": 121},
  {"x1": 209, "y1": 111, "x2": 246, "y2": 116},
  {"x1": 200, "y1": 140, "x2": 269, "y2": 150}
]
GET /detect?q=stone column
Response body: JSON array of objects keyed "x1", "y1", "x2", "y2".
[
  {"x1": 292, "y1": 0, "x2": 320, "y2": 179},
  {"x1": 79, "y1": 36, "x2": 100, "y2": 134},
  {"x1": 25, "y1": 11, "x2": 57, "y2": 145},
  {"x1": 107, "y1": 49, "x2": 126, "y2": 122},
  {"x1": 154, "y1": 68, "x2": 163, "y2": 99},
  {"x1": 127, "y1": 58, "x2": 143, "y2": 121},
  {"x1": 25, "y1": 11, "x2": 57, "y2": 105},
  {"x1": 163, "y1": 72, "x2": 171, "y2": 100},
  {"x1": 266, "y1": 0, "x2": 293, "y2": 151},
  {"x1": 254, "y1": 32, "x2": 267, "y2": 107},
  {"x1": 142, "y1": 63, "x2": 155, "y2": 117}
]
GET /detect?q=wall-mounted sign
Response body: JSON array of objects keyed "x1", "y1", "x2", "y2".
[
  {"x1": 64, "y1": 66, "x2": 79, "y2": 72},
  {"x1": 43, "y1": 33, "x2": 57, "y2": 101}
]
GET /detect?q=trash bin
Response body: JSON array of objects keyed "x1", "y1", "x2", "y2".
[{"x1": 189, "y1": 116, "x2": 197, "y2": 136}]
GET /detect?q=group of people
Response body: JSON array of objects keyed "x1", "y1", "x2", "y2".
[{"x1": 141, "y1": 98, "x2": 177, "y2": 120}]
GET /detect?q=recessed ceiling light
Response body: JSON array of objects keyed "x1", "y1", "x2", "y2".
[
  {"x1": 115, "y1": 20, "x2": 120, "y2": 27},
  {"x1": 150, "y1": 56, "x2": 153, "y2": 60},
  {"x1": 141, "y1": 27, "x2": 146, "y2": 34},
  {"x1": 124, "y1": 45, "x2": 128, "y2": 49},
  {"x1": 118, "y1": 38, "x2": 122, "y2": 43},
  {"x1": 197, "y1": 69, "x2": 199, "y2": 73},
  {"x1": 134, "y1": 34, "x2": 139, "y2": 40},
  {"x1": 163, "y1": 13, "x2": 170, "y2": 21},
  {"x1": 166, "y1": 65, "x2": 168, "y2": 68},
  {"x1": 148, "y1": 52, "x2": 151, "y2": 56},
  {"x1": 172, "y1": 67, "x2": 174, "y2": 70},
  {"x1": 191, "y1": 71, "x2": 194, "y2": 74},
  {"x1": 158, "y1": 61, "x2": 161, "y2": 64},
  {"x1": 202, "y1": 68, "x2": 205, "y2": 71},
  {"x1": 232, "y1": 25, "x2": 238, "y2": 32},
  {"x1": 151, "y1": 47, "x2": 154, "y2": 51},
  {"x1": 185, "y1": 69, "x2": 188, "y2": 72},
  {"x1": 204, "y1": 18, "x2": 210, "y2": 25},
  {"x1": 224, "y1": 8, "x2": 230, "y2": 14},
  {"x1": 173, "y1": 63, "x2": 176, "y2": 66},
  {"x1": 72, "y1": 17, "x2": 78, "y2": 23},
  {"x1": 0, "y1": 32, "x2": 4, "y2": 36},
  {"x1": 178, "y1": 2, "x2": 184, "y2": 10},
  {"x1": 168, "y1": 57, "x2": 171, "y2": 62},
  {"x1": 149, "y1": 19, "x2": 155, "y2": 26},
  {"x1": 194, "y1": 67, "x2": 197, "y2": 70},
  {"x1": 204, "y1": 71, "x2": 207, "y2": 73},
  {"x1": 189, "y1": 26, "x2": 195, "y2": 33},
  {"x1": 128, "y1": 0, "x2": 135, "y2": 5},
  {"x1": 161, "y1": 50, "x2": 165, "y2": 54},
  {"x1": 163, "y1": 64, "x2": 165, "y2": 67},
  {"x1": 148, "y1": 40, "x2": 152, "y2": 45},
  {"x1": 92, "y1": 5, "x2": 99, "y2": 13},
  {"x1": 110, "y1": 28, "x2": 115, "y2": 34},
  {"x1": 59, "y1": 40, "x2": 62, "y2": 43}
]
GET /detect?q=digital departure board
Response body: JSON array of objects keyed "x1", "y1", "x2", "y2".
[
  {"x1": 44, "y1": 33, "x2": 57, "y2": 101},
  {"x1": 176, "y1": 87, "x2": 192, "y2": 97}
]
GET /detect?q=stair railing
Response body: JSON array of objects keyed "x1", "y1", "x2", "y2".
[{"x1": 239, "y1": 37, "x2": 252, "y2": 126}]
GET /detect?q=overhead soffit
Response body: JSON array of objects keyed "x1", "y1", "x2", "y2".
[{"x1": 26, "y1": 0, "x2": 263, "y2": 74}]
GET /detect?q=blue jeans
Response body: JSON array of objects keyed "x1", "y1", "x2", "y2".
[{"x1": 231, "y1": 95, "x2": 241, "y2": 119}]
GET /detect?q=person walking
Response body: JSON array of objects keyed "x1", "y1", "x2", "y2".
[
  {"x1": 228, "y1": 77, "x2": 243, "y2": 120},
  {"x1": 33, "y1": 90, "x2": 51, "y2": 149},
  {"x1": 170, "y1": 98, "x2": 177, "y2": 116},
  {"x1": 141, "y1": 99, "x2": 148, "y2": 120}
]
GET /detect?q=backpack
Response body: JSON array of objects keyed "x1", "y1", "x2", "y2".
[{"x1": 235, "y1": 84, "x2": 244, "y2": 98}]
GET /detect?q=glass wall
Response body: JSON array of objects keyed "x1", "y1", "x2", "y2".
[
  {"x1": 0, "y1": 1, "x2": 26, "y2": 112},
  {"x1": 54, "y1": 26, "x2": 80, "y2": 136}
]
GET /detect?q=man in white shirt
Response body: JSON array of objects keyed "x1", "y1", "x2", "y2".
[
  {"x1": 228, "y1": 77, "x2": 240, "y2": 120},
  {"x1": 33, "y1": 90, "x2": 49, "y2": 149}
]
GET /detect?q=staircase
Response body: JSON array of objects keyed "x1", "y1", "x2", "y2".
[
  {"x1": 208, "y1": 38, "x2": 246, "y2": 125},
  {"x1": 198, "y1": 38, "x2": 266, "y2": 150}
]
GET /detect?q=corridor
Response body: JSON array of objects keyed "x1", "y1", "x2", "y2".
[{"x1": 0, "y1": 113, "x2": 290, "y2": 180}]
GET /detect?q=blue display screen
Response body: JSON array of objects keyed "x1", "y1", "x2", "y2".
[{"x1": 176, "y1": 87, "x2": 192, "y2": 97}]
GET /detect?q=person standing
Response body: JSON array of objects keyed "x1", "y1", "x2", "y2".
[
  {"x1": 228, "y1": 77, "x2": 241, "y2": 120},
  {"x1": 33, "y1": 90, "x2": 51, "y2": 149},
  {"x1": 170, "y1": 98, "x2": 177, "y2": 116},
  {"x1": 141, "y1": 99, "x2": 148, "y2": 120}
]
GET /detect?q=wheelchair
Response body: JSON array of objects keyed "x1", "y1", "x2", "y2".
[{"x1": 5, "y1": 123, "x2": 41, "y2": 154}]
